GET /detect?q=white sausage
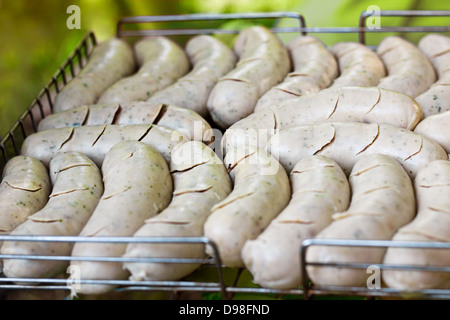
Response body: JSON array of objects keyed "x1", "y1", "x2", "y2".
[
  {"x1": 1, "y1": 152, "x2": 103, "y2": 280},
  {"x1": 98, "y1": 37, "x2": 190, "y2": 104},
  {"x1": 206, "y1": 26, "x2": 291, "y2": 129},
  {"x1": 37, "y1": 102, "x2": 213, "y2": 145},
  {"x1": 415, "y1": 34, "x2": 450, "y2": 117},
  {"x1": 254, "y1": 36, "x2": 338, "y2": 112},
  {"x1": 203, "y1": 148, "x2": 291, "y2": 268},
  {"x1": 0, "y1": 156, "x2": 51, "y2": 271},
  {"x1": 242, "y1": 155, "x2": 350, "y2": 289},
  {"x1": 222, "y1": 86, "x2": 423, "y2": 157},
  {"x1": 0, "y1": 156, "x2": 51, "y2": 235},
  {"x1": 21, "y1": 124, "x2": 189, "y2": 167},
  {"x1": 266, "y1": 122, "x2": 448, "y2": 178},
  {"x1": 329, "y1": 42, "x2": 386, "y2": 88},
  {"x1": 414, "y1": 111, "x2": 450, "y2": 154},
  {"x1": 377, "y1": 36, "x2": 436, "y2": 98},
  {"x1": 123, "y1": 141, "x2": 232, "y2": 281},
  {"x1": 147, "y1": 35, "x2": 237, "y2": 117},
  {"x1": 53, "y1": 38, "x2": 136, "y2": 112},
  {"x1": 306, "y1": 154, "x2": 416, "y2": 286},
  {"x1": 70, "y1": 141, "x2": 173, "y2": 295}
]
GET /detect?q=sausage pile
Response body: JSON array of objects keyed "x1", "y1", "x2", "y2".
[{"x1": 1, "y1": 28, "x2": 450, "y2": 296}]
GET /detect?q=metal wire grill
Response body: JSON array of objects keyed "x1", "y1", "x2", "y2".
[
  {"x1": 301, "y1": 239, "x2": 450, "y2": 300},
  {"x1": 116, "y1": 12, "x2": 307, "y2": 37},
  {"x1": 1, "y1": 10, "x2": 450, "y2": 300}
]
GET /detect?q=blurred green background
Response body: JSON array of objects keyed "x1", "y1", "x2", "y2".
[{"x1": 1, "y1": 0, "x2": 450, "y2": 138}]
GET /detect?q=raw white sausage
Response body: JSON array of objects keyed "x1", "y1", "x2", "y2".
[
  {"x1": 329, "y1": 42, "x2": 386, "y2": 88},
  {"x1": 147, "y1": 35, "x2": 237, "y2": 117},
  {"x1": 223, "y1": 87, "x2": 423, "y2": 158},
  {"x1": 0, "y1": 156, "x2": 51, "y2": 236},
  {"x1": 377, "y1": 36, "x2": 436, "y2": 98},
  {"x1": 53, "y1": 38, "x2": 136, "y2": 112},
  {"x1": 415, "y1": 34, "x2": 450, "y2": 117},
  {"x1": 70, "y1": 141, "x2": 173, "y2": 295},
  {"x1": 242, "y1": 155, "x2": 350, "y2": 289},
  {"x1": 254, "y1": 36, "x2": 338, "y2": 112},
  {"x1": 266, "y1": 122, "x2": 448, "y2": 178},
  {"x1": 306, "y1": 154, "x2": 416, "y2": 287},
  {"x1": 0, "y1": 156, "x2": 51, "y2": 271},
  {"x1": 1, "y1": 152, "x2": 103, "y2": 280},
  {"x1": 123, "y1": 141, "x2": 232, "y2": 281},
  {"x1": 414, "y1": 111, "x2": 450, "y2": 154},
  {"x1": 37, "y1": 102, "x2": 213, "y2": 145},
  {"x1": 21, "y1": 124, "x2": 189, "y2": 167},
  {"x1": 382, "y1": 160, "x2": 450, "y2": 290},
  {"x1": 203, "y1": 148, "x2": 291, "y2": 268}
]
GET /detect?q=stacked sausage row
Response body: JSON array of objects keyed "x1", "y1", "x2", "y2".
[{"x1": 0, "y1": 26, "x2": 449, "y2": 296}]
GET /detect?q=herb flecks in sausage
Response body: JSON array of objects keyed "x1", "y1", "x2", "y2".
[
  {"x1": 242, "y1": 156, "x2": 350, "y2": 289},
  {"x1": 223, "y1": 87, "x2": 423, "y2": 161},
  {"x1": 205, "y1": 148, "x2": 290, "y2": 268},
  {"x1": 69, "y1": 141, "x2": 173, "y2": 295},
  {"x1": 1, "y1": 152, "x2": 103, "y2": 280},
  {"x1": 267, "y1": 122, "x2": 447, "y2": 178},
  {"x1": 0, "y1": 156, "x2": 51, "y2": 251},
  {"x1": 207, "y1": 26, "x2": 290, "y2": 129},
  {"x1": 98, "y1": 37, "x2": 190, "y2": 104},
  {"x1": 53, "y1": 39, "x2": 136, "y2": 112},
  {"x1": 383, "y1": 160, "x2": 450, "y2": 289},
  {"x1": 377, "y1": 36, "x2": 436, "y2": 98},
  {"x1": 255, "y1": 36, "x2": 338, "y2": 112},
  {"x1": 22, "y1": 124, "x2": 189, "y2": 167},
  {"x1": 306, "y1": 154, "x2": 415, "y2": 287},
  {"x1": 415, "y1": 34, "x2": 450, "y2": 117},
  {"x1": 330, "y1": 42, "x2": 386, "y2": 89},
  {"x1": 38, "y1": 102, "x2": 213, "y2": 145},
  {"x1": 123, "y1": 141, "x2": 232, "y2": 282}
]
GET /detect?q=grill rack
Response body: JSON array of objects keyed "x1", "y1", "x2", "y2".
[{"x1": 1, "y1": 10, "x2": 450, "y2": 300}]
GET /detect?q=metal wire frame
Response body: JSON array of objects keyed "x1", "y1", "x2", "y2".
[
  {"x1": 0, "y1": 11, "x2": 450, "y2": 300},
  {"x1": 0, "y1": 235, "x2": 230, "y2": 299},
  {"x1": 301, "y1": 239, "x2": 450, "y2": 300},
  {"x1": 116, "y1": 11, "x2": 307, "y2": 38},
  {"x1": 115, "y1": 10, "x2": 450, "y2": 44}
]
